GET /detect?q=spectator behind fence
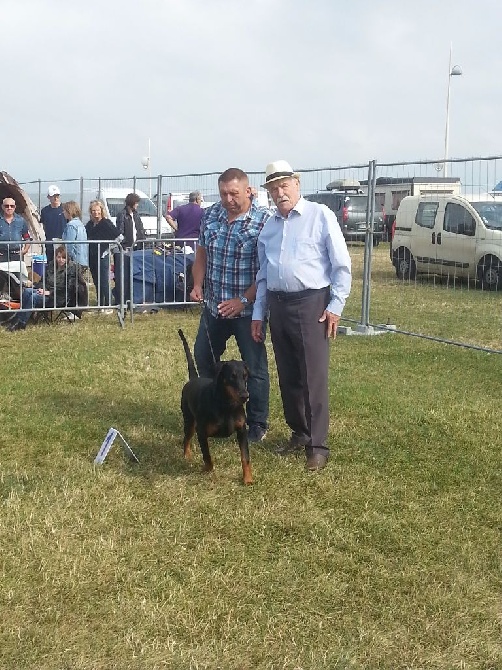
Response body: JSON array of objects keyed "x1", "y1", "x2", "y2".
[
  {"x1": 166, "y1": 190, "x2": 204, "y2": 244},
  {"x1": 85, "y1": 200, "x2": 118, "y2": 311},
  {"x1": 115, "y1": 193, "x2": 146, "y2": 250},
  {"x1": 252, "y1": 160, "x2": 352, "y2": 471},
  {"x1": 62, "y1": 201, "x2": 89, "y2": 268},
  {"x1": 113, "y1": 193, "x2": 146, "y2": 305},
  {"x1": 0, "y1": 197, "x2": 31, "y2": 262},
  {"x1": 4, "y1": 246, "x2": 84, "y2": 332},
  {"x1": 40, "y1": 185, "x2": 66, "y2": 264},
  {"x1": 190, "y1": 168, "x2": 270, "y2": 444}
]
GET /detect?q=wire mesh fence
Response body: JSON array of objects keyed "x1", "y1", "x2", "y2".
[{"x1": 11, "y1": 156, "x2": 502, "y2": 351}]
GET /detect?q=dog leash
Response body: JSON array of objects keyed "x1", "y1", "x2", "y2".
[{"x1": 201, "y1": 301, "x2": 218, "y2": 368}]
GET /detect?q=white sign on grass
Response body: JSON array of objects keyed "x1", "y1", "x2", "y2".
[{"x1": 94, "y1": 427, "x2": 139, "y2": 465}]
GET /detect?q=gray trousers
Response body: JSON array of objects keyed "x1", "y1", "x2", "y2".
[{"x1": 268, "y1": 287, "x2": 331, "y2": 452}]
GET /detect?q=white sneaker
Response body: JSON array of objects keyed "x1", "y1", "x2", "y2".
[{"x1": 100, "y1": 308, "x2": 114, "y2": 315}]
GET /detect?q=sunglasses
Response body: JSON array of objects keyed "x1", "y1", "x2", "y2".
[{"x1": 3, "y1": 204, "x2": 15, "y2": 208}]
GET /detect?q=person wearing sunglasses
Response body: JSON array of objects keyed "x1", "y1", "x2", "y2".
[{"x1": 0, "y1": 197, "x2": 31, "y2": 262}]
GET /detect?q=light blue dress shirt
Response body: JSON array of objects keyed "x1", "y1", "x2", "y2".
[{"x1": 252, "y1": 197, "x2": 352, "y2": 321}]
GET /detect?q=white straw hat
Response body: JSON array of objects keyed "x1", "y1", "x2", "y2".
[{"x1": 262, "y1": 160, "x2": 300, "y2": 188}]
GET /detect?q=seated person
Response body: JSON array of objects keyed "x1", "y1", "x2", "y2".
[
  {"x1": 0, "y1": 196, "x2": 31, "y2": 262},
  {"x1": 4, "y1": 246, "x2": 85, "y2": 332}
]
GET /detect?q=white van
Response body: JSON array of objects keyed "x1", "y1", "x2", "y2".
[
  {"x1": 82, "y1": 187, "x2": 172, "y2": 239},
  {"x1": 391, "y1": 194, "x2": 502, "y2": 290}
]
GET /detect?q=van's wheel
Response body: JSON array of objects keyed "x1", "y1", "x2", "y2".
[
  {"x1": 394, "y1": 248, "x2": 416, "y2": 280},
  {"x1": 477, "y1": 256, "x2": 501, "y2": 290}
]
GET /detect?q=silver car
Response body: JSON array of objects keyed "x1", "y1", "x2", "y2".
[{"x1": 305, "y1": 187, "x2": 384, "y2": 246}]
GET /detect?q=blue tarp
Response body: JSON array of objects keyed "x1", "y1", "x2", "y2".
[{"x1": 129, "y1": 250, "x2": 194, "y2": 304}]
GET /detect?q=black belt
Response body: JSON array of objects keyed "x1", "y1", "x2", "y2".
[{"x1": 268, "y1": 287, "x2": 326, "y2": 301}]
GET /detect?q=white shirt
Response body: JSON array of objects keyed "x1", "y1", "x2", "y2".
[{"x1": 252, "y1": 197, "x2": 352, "y2": 321}]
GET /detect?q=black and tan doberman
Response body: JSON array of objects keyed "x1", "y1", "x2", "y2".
[{"x1": 178, "y1": 329, "x2": 252, "y2": 485}]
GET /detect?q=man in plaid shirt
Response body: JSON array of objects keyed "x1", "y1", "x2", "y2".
[{"x1": 190, "y1": 168, "x2": 270, "y2": 443}]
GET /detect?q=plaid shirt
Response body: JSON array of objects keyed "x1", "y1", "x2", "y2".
[{"x1": 198, "y1": 201, "x2": 270, "y2": 317}]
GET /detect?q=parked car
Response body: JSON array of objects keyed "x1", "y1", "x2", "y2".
[
  {"x1": 391, "y1": 194, "x2": 502, "y2": 290},
  {"x1": 304, "y1": 179, "x2": 384, "y2": 246}
]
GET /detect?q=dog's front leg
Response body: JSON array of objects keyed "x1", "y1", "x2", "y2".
[
  {"x1": 237, "y1": 426, "x2": 253, "y2": 485},
  {"x1": 196, "y1": 430, "x2": 214, "y2": 473}
]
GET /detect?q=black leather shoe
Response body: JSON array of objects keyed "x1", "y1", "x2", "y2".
[
  {"x1": 305, "y1": 451, "x2": 329, "y2": 471},
  {"x1": 7, "y1": 320, "x2": 26, "y2": 332}
]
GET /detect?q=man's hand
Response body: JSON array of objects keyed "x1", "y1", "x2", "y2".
[
  {"x1": 251, "y1": 319, "x2": 264, "y2": 342},
  {"x1": 190, "y1": 284, "x2": 204, "y2": 302},
  {"x1": 217, "y1": 298, "x2": 245, "y2": 319},
  {"x1": 318, "y1": 310, "x2": 340, "y2": 339}
]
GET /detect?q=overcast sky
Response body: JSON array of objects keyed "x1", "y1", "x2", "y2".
[{"x1": 3, "y1": 0, "x2": 501, "y2": 182}]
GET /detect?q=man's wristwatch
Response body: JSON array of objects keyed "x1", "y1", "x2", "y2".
[{"x1": 239, "y1": 296, "x2": 249, "y2": 305}]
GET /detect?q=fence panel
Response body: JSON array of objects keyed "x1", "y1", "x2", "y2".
[
  {"x1": 17, "y1": 157, "x2": 502, "y2": 350},
  {"x1": 368, "y1": 157, "x2": 502, "y2": 351}
]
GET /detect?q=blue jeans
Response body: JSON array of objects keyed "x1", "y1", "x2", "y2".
[
  {"x1": 90, "y1": 256, "x2": 111, "y2": 306},
  {"x1": 194, "y1": 309, "x2": 269, "y2": 429},
  {"x1": 18, "y1": 287, "x2": 45, "y2": 324}
]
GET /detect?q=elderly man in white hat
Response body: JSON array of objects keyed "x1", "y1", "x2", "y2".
[
  {"x1": 40, "y1": 184, "x2": 66, "y2": 265},
  {"x1": 251, "y1": 160, "x2": 352, "y2": 471}
]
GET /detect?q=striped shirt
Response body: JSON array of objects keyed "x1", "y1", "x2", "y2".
[{"x1": 198, "y1": 201, "x2": 270, "y2": 318}]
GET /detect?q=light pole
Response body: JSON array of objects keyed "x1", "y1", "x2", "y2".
[
  {"x1": 443, "y1": 45, "x2": 462, "y2": 177},
  {"x1": 141, "y1": 138, "x2": 151, "y2": 197}
]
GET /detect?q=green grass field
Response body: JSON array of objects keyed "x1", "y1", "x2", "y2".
[{"x1": 1, "y1": 246, "x2": 501, "y2": 669}]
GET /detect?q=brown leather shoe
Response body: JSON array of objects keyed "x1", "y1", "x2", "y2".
[{"x1": 305, "y1": 452, "x2": 329, "y2": 471}]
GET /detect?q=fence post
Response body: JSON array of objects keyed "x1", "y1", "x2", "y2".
[
  {"x1": 359, "y1": 160, "x2": 376, "y2": 330},
  {"x1": 117, "y1": 247, "x2": 126, "y2": 329},
  {"x1": 157, "y1": 174, "x2": 163, "y2": 238},
  {"x1": 79, "y1": 177, "x2": 84, "y2": 216}
]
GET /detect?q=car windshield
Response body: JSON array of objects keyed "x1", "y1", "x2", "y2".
[
  {"x1": 346, "y1": 195, "x2": 368, "y2": 211},
  {"x1": 107, "y1": 198, "x2": 157, "y2": 218},
  {"x1": 470, "y1": 202, "x2": 502, "y2": 230}
]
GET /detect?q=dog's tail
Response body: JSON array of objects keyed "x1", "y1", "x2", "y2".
[{"x1": 178, "y1": 329, "x2": 199, "y2": 380}]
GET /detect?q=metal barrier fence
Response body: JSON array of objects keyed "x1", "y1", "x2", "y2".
[
  {"x1": 14, "y1": 157, "x2": 502, "y2": 351},
  {"x1": 0, "y1": 239, "x2": 195, "y2": 328}
]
